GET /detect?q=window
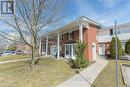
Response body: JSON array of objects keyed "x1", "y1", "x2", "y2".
[
  {"x1": 117, "y1": 31, "x2": 121, "y2": 34},
  {"x1": 65, "y1": 45, "x2": 69, "y2": 55},
  {"x1": 100, "y1": 45, "x2": 103, "y2": 47},
  {"x1": 114, "y1": 30, "x2": 121, "y2": 35},
  {"x1": 110, "y1": 29, "x2": 113, "y2": 36},
  {"x1": 61, "y1": 34, "x2": 64, "y2": 41},
  {"x1": 42, "y1": 46, "x2": 46, "y2": 52},
  {"x1": 69, "y1": 32, "x2": 72, "y2": 40},
  {"x1": 72, "y1": 31, "x2": 74, "y2": 39},
  {"x1": 67, "y1": 33, "x2": 69, "y2": 40},
  {"x1": 73, "y1": 45, "x2": 76, "y2": 56},
  {"x1": 66, "y1": 31, "x2": 74, "y2": 40},
  {"x1": 68, "y1": 31, "x2": 74, "y2": 40}
]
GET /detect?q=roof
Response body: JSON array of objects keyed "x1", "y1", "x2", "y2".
[
  {"x1": 47, "y1": 16, "x2": 102, "y2": 36},
  {"x1": 102, "y1": 22, "x2": 130, "y2": 30},
  {"x1": 80, "y1": 16, "x2": 101, "y2": 26}
]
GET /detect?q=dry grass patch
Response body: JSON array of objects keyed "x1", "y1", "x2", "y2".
[
  {"x1": 92, "y1": 60, "x2": 130, "y2": 87},
  {"x1": 0, "y1": 58, "x2": 82, "y2": 87}
]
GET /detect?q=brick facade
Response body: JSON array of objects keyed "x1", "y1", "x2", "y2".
[
  {"x1": 83, "y1": 24, "x2": 98, "y2": 61},
  {"x1": 41, "y1": 17, "x2": 100, "y2": 61}
]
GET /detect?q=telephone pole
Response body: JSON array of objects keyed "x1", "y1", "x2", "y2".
[{"x1": 115, "y1": 20, "x2": 119, "y2": 87}]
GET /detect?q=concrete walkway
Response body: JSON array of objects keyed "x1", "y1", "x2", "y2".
[
  {"x1": 57, "y1": 59, "x2": 108, "y2": 87},
  {"x1": 0, "y1": 55, "x2": 52, "y2": 65},
  {"x1": 0, "y1": 58, "x2": 29, "y2": 64}
]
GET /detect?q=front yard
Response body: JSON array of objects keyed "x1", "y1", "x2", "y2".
[
  {"x1": 92, "y1": 59, "x2": 130, "y2": 87},
  {"x1": 0, "y1": 57, "x2": 82, "y2": 87}
]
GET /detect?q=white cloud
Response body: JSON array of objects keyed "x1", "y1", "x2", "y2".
[
  {"x1": 97, "y1": 2, "x2": 130, "y2": 26},
  {"x1": 74, "y1": 0, "x2": 130, "y2": 27},
  {"x1": 98, "y1": 0, "x2": 121, "y2": 8}
]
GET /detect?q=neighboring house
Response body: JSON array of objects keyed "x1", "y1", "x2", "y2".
[
  {"x1": 17, "y1": 44, "x2": 31, "y2": 54},
  {"x1": 39, "y1": 16, "x2": 130, "y2": 62},
  {"x1": 98, "y1": 22, "x2": 130, "y2": 56}
]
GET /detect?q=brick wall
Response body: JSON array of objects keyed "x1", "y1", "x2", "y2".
[{"x1": 83, "y1": 24, "x2": 98, "y2": 62}]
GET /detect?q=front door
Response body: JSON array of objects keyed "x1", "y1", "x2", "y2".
[
  {"x1": 92, "y1": 42, "x2": 97, "y2": 61},
  {"x1": 99, "y1": 44, "x2": 105, "y2": 56}
]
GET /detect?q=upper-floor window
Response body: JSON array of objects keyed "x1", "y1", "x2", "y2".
[
  {"x1": 61, "y1": 34, "x2": 64, "y2": 41},
  {"x1": 69, "y1": 32, "x2": 72, "y2": 40},
  {"x1": 113, "y1": 30, "x2": 121, "y2": 35},
  {"x1": 117, "y1": 31, "x2": 121, "y2": 34},
  {"x1": 63, "y1": 31, "x2": 74, "y2": 40},
  {"x1": 110, "y1": 29, "x2": 113, "y2": 36},
  {"x1": 110, "y1": 28, "x2": 121, "y2": 35},
  {"x1": 68, "y1": 31, "x2": 74, "y2": 40}
]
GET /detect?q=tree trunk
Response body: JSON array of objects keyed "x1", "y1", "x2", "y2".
[
  {"x1": 30, "y1": 47, "x2": 35, "y2": 67},
  {"x1": 30, "y1": 36, "x2": 37, "y2": 67}
]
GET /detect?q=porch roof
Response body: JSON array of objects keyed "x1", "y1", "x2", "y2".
[{"x1": 47, "y1": 16, "x2": 101, "y2": 37}]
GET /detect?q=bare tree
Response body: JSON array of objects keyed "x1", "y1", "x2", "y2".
[{"x1": 0, "y1": 0, "x2": 66, "y2": 67}]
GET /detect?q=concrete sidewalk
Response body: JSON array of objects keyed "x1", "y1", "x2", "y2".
[
  {"x1": 0, "y1": 55, "x2": 51, "y2": 65},
  {"x1": 57, "y1": 59, "x2": 108, "y2": 87},
  {"x1": 0, "y1": 58, "x2": 29, "y2": 64}
]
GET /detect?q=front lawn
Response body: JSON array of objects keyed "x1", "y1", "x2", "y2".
[
  {"x1": 0, "y1": 58, "x2": 82, "y2": 87},
  {"x1": 92, "y1": 60, "x2": 130, "y2": 87},
  {"x1": 0, "y1": 55, "x2": 30, "y2": 61}
]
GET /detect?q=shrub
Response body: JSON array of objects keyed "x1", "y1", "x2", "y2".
[
  {"x1": 125, "y1": 39, "x2": 130, "y2": 56},
  {"x1": 6, "y1": 43, "x2": 17, "y2": 51},
  {"x1": 6, "y1": 47, "x2": 17, "y2": 51},
  {"x1": 71, "y1": 41, "x2": 88, "y2": 69},
  {"x1": 110, "y1": 37, "x2": 122, "y2": 58}
]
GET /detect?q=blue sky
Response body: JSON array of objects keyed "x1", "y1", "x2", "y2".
[
  {"x1": 1, "y1": 0, "x2": 130, "y2": 34},
  {"x1": 64, "y1": 0, "x2": 130, "y2": 27}
]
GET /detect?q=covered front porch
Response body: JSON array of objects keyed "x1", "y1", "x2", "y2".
[{"x1": 40, "y1": 18, "x2": 89, "y2": 59}]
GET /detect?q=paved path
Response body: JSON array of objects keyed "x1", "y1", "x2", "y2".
[
  {"x1": 57, "y1": 59, "x2": 108, "y2": 87},
  {"x1": 0, "y1": 58, "x2": 30, "y2": 64},
  {"x1": 0, "y1": 55, "x2": 52, "y2": 65}
]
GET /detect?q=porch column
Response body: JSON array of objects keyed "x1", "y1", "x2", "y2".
[
  {"x1": 79, "y1": 24, "x2": 83, "y2": 42},
  {"x1": 39, "y1": 38, "x2": 42, "y2": 55},
  {"x1": 57, "y1": 33, "x2": 60, "y2": 59},
  {"x1": 45, "y1": 36, "x2": 48, "y2": 56}
]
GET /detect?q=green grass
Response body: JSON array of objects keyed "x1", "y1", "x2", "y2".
[
  {"x1": 92, "y1": 59, "x2": 130, "y2": 87},
  {"x1": 0, "y1": 55, "x2": 30, "y2": 61},
  {"x1": 0, "y1": 58, "x2": 82, "y2": 87}
]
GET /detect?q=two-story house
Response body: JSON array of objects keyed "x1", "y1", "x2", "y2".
[
  {"x1": 40, "y1": 16, "x2": 130, "y2": 62},
  {"x1": 40, "y1": 16, "x2": 101, "y2": 62},
  {"x1": 98, "y1": 22, "x2": 130, "y2": 56}
]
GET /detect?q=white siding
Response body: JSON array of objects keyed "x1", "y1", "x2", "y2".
[
  {"x1": 97, "y1": 33, "x2": 130, "y2": 43},
  {"x1": 98, "y1": 22, "x2": 130, "y2": 43}
]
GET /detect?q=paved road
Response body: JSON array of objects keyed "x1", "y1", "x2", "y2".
[{"x1": 57, "y1": 59, "x2": 108, "y2": 87}]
